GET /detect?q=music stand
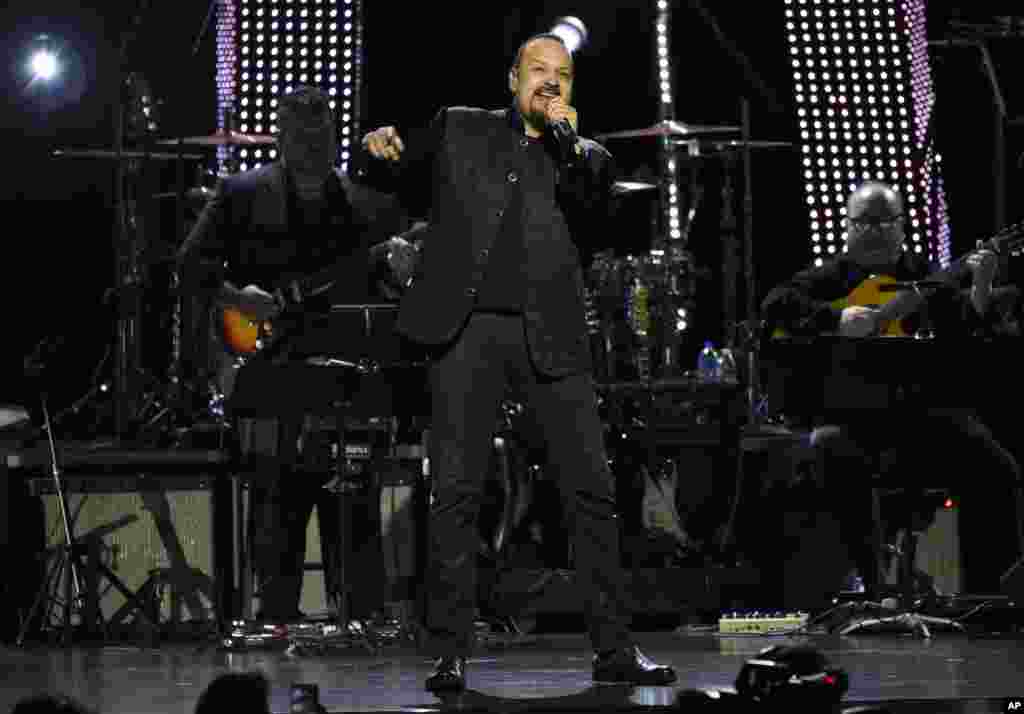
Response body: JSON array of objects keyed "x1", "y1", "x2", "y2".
[{"x1": 227, "y1": 359, "x2": 376, "y2": 651}]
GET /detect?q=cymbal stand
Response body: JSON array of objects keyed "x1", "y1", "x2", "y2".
[
  {"x1": 112, "y1": 4, "x2": 152, "y2": 441},
  {"x1": 739, "y1": 97, "x2": 763, "y2": 427}
]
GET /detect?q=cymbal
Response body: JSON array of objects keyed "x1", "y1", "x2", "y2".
[
  {"x1": 153, "y1": 186, "x2": 215, "y2": 202},
  {"x1": 53, "y1": 148, "x2": 204, "y2": 161},
  {"x1": 674, "y1": 139, "x2": 795, "y2": 151},
  {"x1": 597, "y1": 120, "x2": 740, "y2": 141},
  {"x1": 157, "y1": 130, "x2": 275, "y2": 147},
  {"x1": 612, "y1": 180, "x2": 659, "y2": 195}
]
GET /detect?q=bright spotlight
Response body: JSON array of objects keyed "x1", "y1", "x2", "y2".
[
  {"x1": 30, "y1": 50, "x2": 60, "y2": 81},
  {"x1": 21, "y1": 34, "x2": 86, "y2": 111},
  {"x1": 550, "y1": 16, "x2": 588, "y2": 54}
]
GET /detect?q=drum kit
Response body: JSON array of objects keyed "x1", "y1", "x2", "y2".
[{"x1": 589, "y1": 118, "x2": 793, "y2": 385}]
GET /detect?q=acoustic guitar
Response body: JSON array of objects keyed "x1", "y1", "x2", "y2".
[{"x1": 774, "y1": 220, "x2": 1024, "y2": 338}]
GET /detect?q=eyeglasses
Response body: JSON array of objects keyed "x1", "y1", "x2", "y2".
[{"x1": 848, "y1": 215, "x2": 903, "y2": 231}]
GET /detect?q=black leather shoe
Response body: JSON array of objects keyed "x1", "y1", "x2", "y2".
[
  {"x1": 425, "y1": 656, "x2": 466, "y2": 693},
  {"x1": 593, "y1": 646, "x2": 677, "y2": 685}
]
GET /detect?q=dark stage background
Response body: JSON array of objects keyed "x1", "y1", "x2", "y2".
[
  {"x1": 1, "y1": 0, "x2": 812, "y2": 411},
  {"x1": 4, "y1": 2, "x2": 1021, "y2": 410},
  {"x1": 1, "y1": 2, "x2": 1022, "y2": 595}
]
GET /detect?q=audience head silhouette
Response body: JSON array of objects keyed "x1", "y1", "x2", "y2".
[
  {"x1": 11, "y1": 694, "x2": 95, "y2": 714},
  {"x1": 194, "y1": 671, "x2": 271, "y2": 714}
]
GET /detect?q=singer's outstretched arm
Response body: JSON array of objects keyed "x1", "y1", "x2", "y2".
[{"x1": 354, "y1": 110, "x2": 446, "y2": 221}]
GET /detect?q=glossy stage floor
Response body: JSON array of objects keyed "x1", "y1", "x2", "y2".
[{"x1": 1, "y1": 630, "x2": 1023, "y2": 714}]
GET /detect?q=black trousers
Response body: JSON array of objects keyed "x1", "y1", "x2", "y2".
[
  {"x1": 423, "y1": 312, "x2": 632, "y2": 656},
  {"x1": 241, "y1": 417, "x2": 342, "y2": 618},
  {"x1": 812, "y1": 409, "x2": 1024, "y2": 594}
]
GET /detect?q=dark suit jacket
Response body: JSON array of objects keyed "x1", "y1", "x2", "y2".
[
  {"x1": 354, "y1": 106, "x2": 617, "y2": 377},
  {"x1": 178, "y1": 161, "x2": 406, "y2": 298}
]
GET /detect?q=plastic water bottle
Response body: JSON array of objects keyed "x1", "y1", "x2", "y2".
[
  {"x1": 697, "y1": 341, "x2": 721, "y2": 381},
  {"x1": 718, "y1": 347, "x2": 738, "y2": 383}
]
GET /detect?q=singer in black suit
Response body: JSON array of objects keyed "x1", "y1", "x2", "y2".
[{"x1": 359, "y1": 34, "x2": 675, "y2": 692}]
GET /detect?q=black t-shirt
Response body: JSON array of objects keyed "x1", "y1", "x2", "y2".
[{"x1": 473, "y1": 134, "x2": 553, "y2": 313}]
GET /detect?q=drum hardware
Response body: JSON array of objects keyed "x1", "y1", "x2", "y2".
[
  {"x1": 152, "y1": 185, "x2": 215, "y2": 206},
  {"x1": 52, "y1": 148, "x2": 204, "y2": 161},
  {"x1": 612, "y1": 180, "x2": 659, "y2": 196},
  {"x1": 597, "y1": 120, "x2": 740, "y2": 141},
  {"x1": 597, "y1": 106, "x2": 797, "y2": 423},
  {"x1": 668, "y1": 139, "x2": 795, "y2": 152},
  {"x1": 50, "y1": 64, "x2": 225, "y2": 442},
  {"x1": 155, "y1": 131, "x2": 276, "y2": 147}
]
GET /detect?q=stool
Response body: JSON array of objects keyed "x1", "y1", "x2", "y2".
[{"x1": 832, "y1": 484, "x2": 964, "y2": 637}]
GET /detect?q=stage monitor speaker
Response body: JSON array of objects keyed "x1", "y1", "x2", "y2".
[{"x1": 37, "y1": 475, "x2": 218, "y2": 630}]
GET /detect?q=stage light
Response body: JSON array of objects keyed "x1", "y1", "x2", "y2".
[
  {"x1": 21, "y1": 32, "x2": 70, "y2": 86},
  {"x1": 783, "y1": 0, "x2": 950, "y2": 267},
  {"x1": 29, "y1": 49, "x2": 59, "y2": 82},
  {"x1": 219, "y1": 0, "x2": 363, "y2": 174},
  {"x1": 550, "y1": 16, "x2": 588, "y2": 54}
]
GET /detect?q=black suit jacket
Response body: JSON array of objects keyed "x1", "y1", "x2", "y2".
[
  {"x1": 354, "y1": 106, "x2": 617, "y2": 377},
  {"x1": 178, "y1": 161, "x2": 406, "y2": 299}
]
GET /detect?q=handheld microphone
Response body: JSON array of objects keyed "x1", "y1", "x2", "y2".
[{"x1": 541, "y1": 84, "x2": 579, "y2": 163}]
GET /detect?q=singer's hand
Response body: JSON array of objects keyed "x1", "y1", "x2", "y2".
[
  {"x1": 363, "y1": 126, "x2": 404, "y2": 162},
  {"x1": 544, "y1": 96, "x2": 578, "y2": 134}
]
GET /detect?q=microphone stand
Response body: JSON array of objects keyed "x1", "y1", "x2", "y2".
[
  {"x1": 739, "y1": 98, "x2": 759, "y2": 424},
  {"x1": 16, "y1": 375, "x2": 162, "y2": 646},
  {"x1": 16, "y1": 387, "x2": 90, "y2": 646}
]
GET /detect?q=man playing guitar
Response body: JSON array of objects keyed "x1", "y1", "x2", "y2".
[
  {"x1": 762, "y1": 181, "x2": 1022, "y2": 606},
  {"x1": 177, "y1": 86, "x2": 407, "y2": 621}
]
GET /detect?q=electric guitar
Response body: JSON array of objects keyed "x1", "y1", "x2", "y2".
[
  {"x1": 774, "y1": 219, "x2": 1024, "y2": 338},
  {"x1": 219, "y1": 256, "x2": 358, "y2": 355}
]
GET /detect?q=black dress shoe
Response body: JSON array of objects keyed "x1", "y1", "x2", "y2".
[
  {"x1": 593, "y1": 646, "x2": 677, "y2": 685},
  {"x1": 425, "y1": 656, "x2": 466, "y2": 693}
]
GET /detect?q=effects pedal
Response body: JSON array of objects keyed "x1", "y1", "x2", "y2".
[{"x1": 718, "y1": 610, "x2": 809, "y2": 635}]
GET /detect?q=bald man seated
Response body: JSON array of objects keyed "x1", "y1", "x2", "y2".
[{"x1": 761, "y1": 181, "x2": 1022, "y2": 606}]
